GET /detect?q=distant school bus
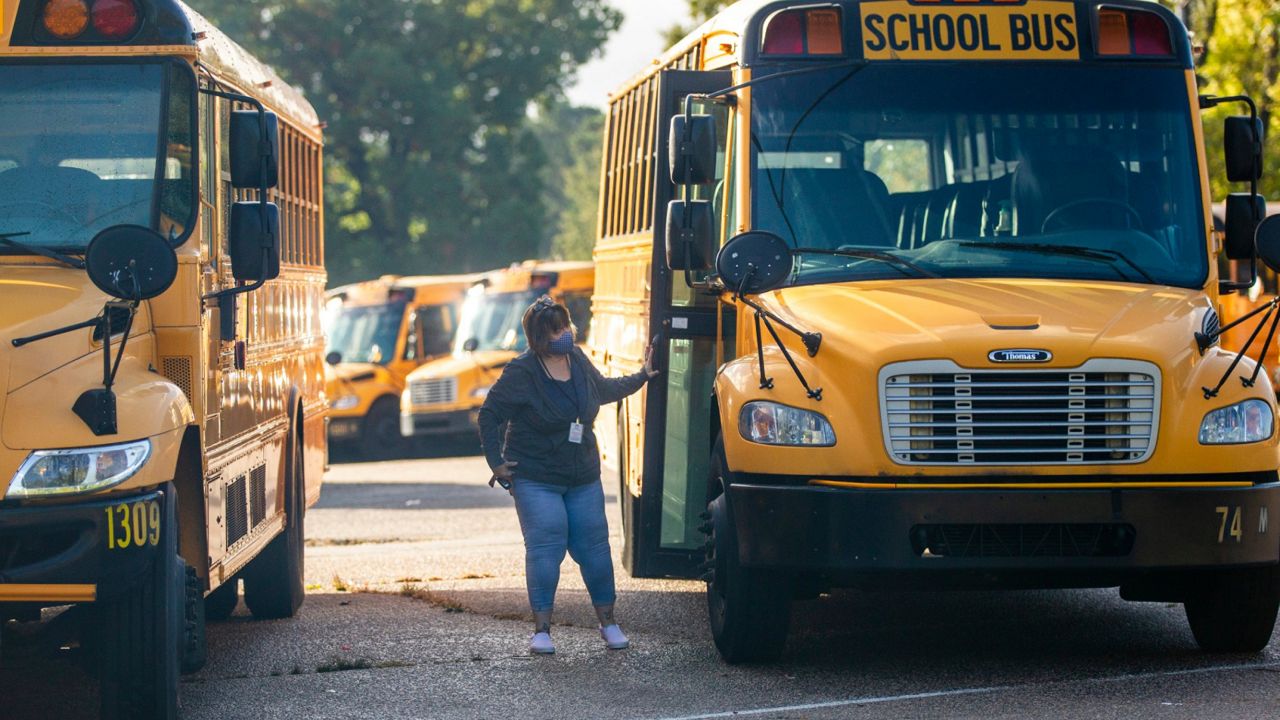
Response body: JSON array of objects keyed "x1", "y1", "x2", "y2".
[
  {"x1": 0, "y1": 0, "x2": 325, "y2": 715},
  {"x1": 324, "y1": 274, "x2": 474, "y2": 458},
  {"x1": 591, "y1": 0, "x2": 1280, "y2": 663},
  {"x1": 400, "y1": 261, "x2": 594, "y2": 440}
]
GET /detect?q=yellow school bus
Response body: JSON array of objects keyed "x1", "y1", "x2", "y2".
[
  {"x1": 592, "y1": 0, "x2": 1280, "y2": 663},
  {"x1": 324, "y1": 274, "x2": 474, "y2": 458},
  {"x1": 0, "y1": 0, "x2": 325, "y2": 714},
  {"x1": 400, "y1": 260, "x2": 594, "y2": 440}
]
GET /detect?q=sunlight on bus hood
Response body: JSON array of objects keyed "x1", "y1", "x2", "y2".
[
  {"x1": 762, "y1": 277, "x2": 1207, "y2": 370},
  {"x1": 0, "y1": 268, "x2": 139, "y2": 393}
]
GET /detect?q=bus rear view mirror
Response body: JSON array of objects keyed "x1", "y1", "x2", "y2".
[
  {"x1": 1255, "y1": 216, "x2": 1280, "y2": 274},
  {"x1": 230, "y1": 110, "x2": 280, "y2": 190},
  {"x1": 1225, "y1": 193, "x2": 1266, "y2": 260},
  {"x1": 716, "y1": 231, "x2": 793, "y2": 294},
  {"x1": 229, "y1": 201, "x2": 281, "y2": 282},
  {"x1": 1224, "y1": 115, "x2": 1263, "y2": 183},
  {"x1": 665, "y1": 200, "x2": 714, "y2": 271},
  {"x1": 669, "y1": 114, "x2": 717, "y2": 185}
]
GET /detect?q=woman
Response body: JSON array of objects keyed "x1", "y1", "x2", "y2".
[{"x1": 478, "y1": 295, "x2": 657, "y2": 655}]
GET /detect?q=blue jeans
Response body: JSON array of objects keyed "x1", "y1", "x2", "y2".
[{"x1": 511, "y1": 479, "x2": 616, "y2": 613}]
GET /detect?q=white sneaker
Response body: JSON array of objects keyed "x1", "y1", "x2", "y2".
[
  {"x1": 530, "y1": 631, "x2": 555, "y2": 654},
  {"x1": 599, "y1": 624, "x2": 629, "y2": 650}
]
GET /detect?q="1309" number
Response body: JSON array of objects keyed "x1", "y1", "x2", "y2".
[{"x1": 105, "y1": 500, "x2": 161, "y2": 550}]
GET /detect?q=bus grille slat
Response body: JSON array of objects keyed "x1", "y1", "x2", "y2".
[
  {"x1": 408, "y1": 377, "x2": 458, "y2": 406},
  {"x1": 881, "y1": 360, "x2": 1160, "y2": 466}
]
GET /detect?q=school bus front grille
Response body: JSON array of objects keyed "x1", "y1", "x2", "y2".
[
  {"x1": 881, "y1": 359, "x2": 1160, "y2": 466},
  {"x1": 408, "y1": 377, "x2": 458, "y2": 406}
]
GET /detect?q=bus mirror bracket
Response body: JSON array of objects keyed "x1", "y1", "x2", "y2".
[{"x1": 1201, "y1": 94, "x2": 1264, "y2": 294}]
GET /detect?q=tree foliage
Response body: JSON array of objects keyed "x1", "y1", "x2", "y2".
[{"x1": 191, "y1": 0, "x2": 620, "y2": 284}]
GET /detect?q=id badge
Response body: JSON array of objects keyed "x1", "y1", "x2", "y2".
[{"x1": 568, "y1": 422, "x2": 584, "y2": 444}]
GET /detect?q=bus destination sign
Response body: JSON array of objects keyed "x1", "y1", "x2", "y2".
[{"x1": 861, "y1": 0, "x2": 1079, "y2": 61}]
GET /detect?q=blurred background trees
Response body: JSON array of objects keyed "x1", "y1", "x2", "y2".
[{"x1": 192, "y1": 0, "x2": 619, "y2": 284}]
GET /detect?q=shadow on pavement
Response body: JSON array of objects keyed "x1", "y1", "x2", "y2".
[
  {"x1": 315, "y1": 481, "x2": 512, "y2": 510},
  {"x1": 329, "y1": 432, "x2": 483, "y2": 464}
]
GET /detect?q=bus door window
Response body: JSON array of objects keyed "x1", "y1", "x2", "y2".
[
  {"x1": 406, "y1": 304, "x2": 455, "y2": 360},
  {"x1": 561, "y1": 292, "x2": 593, "y2": 342}
]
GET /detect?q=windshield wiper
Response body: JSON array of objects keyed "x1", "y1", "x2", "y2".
[
  {"x1": 955, "y1": 241, "x2": 1155, "y2": 284},
  {"x1": 794, "y1": 246, "x2": 939, "y2": 279},
  {"x1": 0, "y1": 232, "x2": 85, "y2": 270}
]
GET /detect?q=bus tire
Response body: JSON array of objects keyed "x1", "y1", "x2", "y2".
[
  {"x1": 705, "y1": 438, "x2": 791, "y2": 664},
  {"x1": 243, "y1": 437, "x2": 306, "y2": 620},
  {"x1": 96, "y1": 485, "x2": 181, "y2": 720},
  {"x1": 1185, "y1": 566, "x2": 1279, "y2": 653},
  {"x1": 204, "y1": 577, "x2": 239, "y2": 622},
  {"x1": 361, "y1": 396, "x2": 404, "y2": 460}
]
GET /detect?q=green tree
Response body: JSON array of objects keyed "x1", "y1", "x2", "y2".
[
  {"x1": 529, "y1": 104, "x2": 605, "y2": 260},
  {"x1": 1171, "y1": 0, "x2": 1280, "y2": 200},
  {"x1": 665, "y1": 0, "x2": 734, "y2": 45},
  {"x1": 191, "y1": 0, "x2": 620, "y2": 285}
]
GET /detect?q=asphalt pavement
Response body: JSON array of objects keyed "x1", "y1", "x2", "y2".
[{"x1": 5, "y1": 443, "x2": 1280, "y2": 719}]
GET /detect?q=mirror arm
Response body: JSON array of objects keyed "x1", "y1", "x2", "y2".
[
  {"x1": 11, "y1": 316, "x2": 103, "y2": 347},
  {"x1": 1201, "y1": 297, "x2": 1279, "y2": 398},
  {"x1": 733, "y1": 270, "x2": 824, "y2": 400}
]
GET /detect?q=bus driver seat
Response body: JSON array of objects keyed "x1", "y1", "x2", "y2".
[{"x1": 1010, "y1": 145, "x2": 1129, "y2": 237}]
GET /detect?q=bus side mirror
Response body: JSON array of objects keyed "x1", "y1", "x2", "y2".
[
  {"x1": 1255, "y1": 216, "x2": 1280, "y2": 273},
  {"x1": 229, "y1": 110, "x2": 280, "y2": 189},
  {"x1": 1224, "y1": 115, "x2": 1263, "y2": 183},
  {"x1": 462, "y1": 337, "x2": 479, "y2": 353},
  {"x1": 668, "y1": 114, "x2": 717, "y2": 185},
  {"x1": 1224, "y1": 193, "x2": 1266, "y2": 260},
  {"x1": 229, "y1": 201, "x2": 281, "y2": 282},
  {"x1": 325, "y1": 351, "x2": 342, "y2": 365},
  {"x1": 716, "y1": 231, "x2": 794, "y2": 294},
  {"x1": 665, "y1": 200, "x2": 714, "y2": 271}
]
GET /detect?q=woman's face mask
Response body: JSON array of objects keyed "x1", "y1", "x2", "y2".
[{"x1": 546, "y1": 329, "x2": 574, "y2": 355}]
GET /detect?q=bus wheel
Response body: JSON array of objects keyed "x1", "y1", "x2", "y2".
[
  {"x1": 361, "y1": 397, "x2": 405, "y2": 460},
  {"x1": 1185, "y1": 566, "x2": 1279, "y2": 652},
  {"x1": 204, "y1": 577, "x2": 239, "y2": 622},
  {"x1": 243, "y1": 438, "x2": 306, "y2": 619},
  {"x1": 704, "y1": 439, "x2": 791, "y2": 663},
  {"x1": 96, "y1": 487, "x2": 181, "y2": 720}
]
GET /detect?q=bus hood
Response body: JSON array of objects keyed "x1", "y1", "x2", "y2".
[
  {"x1": 0, "y1": 267, "x2": 124, "y2": 392},
  {"x1": 761, "y1": 277, "x2": 1208, "y2": 371}
]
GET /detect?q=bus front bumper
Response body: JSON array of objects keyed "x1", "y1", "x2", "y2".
[
  {"x1": 399, "y1": 408, "x2": 478, "y2": 437},
  {"x1": 0, "y1": 487, "x2": 167, "y2": 605},
  {"x1": 727, "y1": 482, "x2": 1280, "y2": 582}
]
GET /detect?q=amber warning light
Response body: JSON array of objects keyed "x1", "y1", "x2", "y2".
[{"x1": 42, "y1": 0, "x2": 141, "y2": 41}]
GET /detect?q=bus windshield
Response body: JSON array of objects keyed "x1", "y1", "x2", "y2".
[
  {"x1": 327, "y1": 302, "x2": 407, "y2": 365},
  {"x1": 0, "y1": 63, "x2": 194, "y2": 250},
  {"x1": 454, "y1": 289, "x2": 538, "y2": 354},
  {"x1": 750, "y1": 64, "x2": 1206, "y2": 288}
]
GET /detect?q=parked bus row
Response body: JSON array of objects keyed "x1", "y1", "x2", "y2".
[{"x1": 323, "y1": 261, "x2": 594, "y2": 459}]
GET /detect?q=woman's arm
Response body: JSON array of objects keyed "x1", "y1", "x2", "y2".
[
  {"x1": 477, "y1": 365, "x2": 524, "y2": 472},
  {"x1": 577, "y1": 347, "x2": 650, "y2": 406}
]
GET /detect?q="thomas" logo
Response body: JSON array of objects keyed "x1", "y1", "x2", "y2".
[{"x1": 989, "y1": 349, "x2": 1052, "y2": 363}]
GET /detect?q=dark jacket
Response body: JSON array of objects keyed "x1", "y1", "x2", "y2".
[{"x1": 478, "y1": 346, "x2": 648, "y2": 486}]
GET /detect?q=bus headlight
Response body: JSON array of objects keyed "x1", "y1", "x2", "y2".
[
  {"x1": 8, "y1": 440, "x2": 152, "y2": 498},
  {"x1": 330, "y1": 394, "x2": 359, "y2": 410},
  {"x1": 739, "y1": 401, "x2": 836, "y2": 446},
  {"x1": 1199, "y1": 399, "x2": 1274, "y2": 445}
]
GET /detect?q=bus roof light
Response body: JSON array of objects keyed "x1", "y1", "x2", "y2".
[
  {"x1": 1130, "y1": 10, "x2": 1173, "y2": 56},
  {"x1": 42, "y1": 0, "x2": 89, "y2": 39},
  {"x1": 1096, "y1": 7, "x2": 1174, "y2": 58},
  {"x1": 91, "y1": 0, "x2": 140, "y2": 40},
  {"x1": 762, "y1": 9, "x2": 804, "y2": 55},
  {"x1": 761, "y1": 7, "x2": 844, "y2": 56},
  {"x1": 1096, "y1": 9, "x2": 1130, "y2": 56}
]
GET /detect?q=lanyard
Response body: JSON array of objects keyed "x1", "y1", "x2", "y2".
[{"x1": 537, "y1": 355, "x2": 581, "y2": 422}]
